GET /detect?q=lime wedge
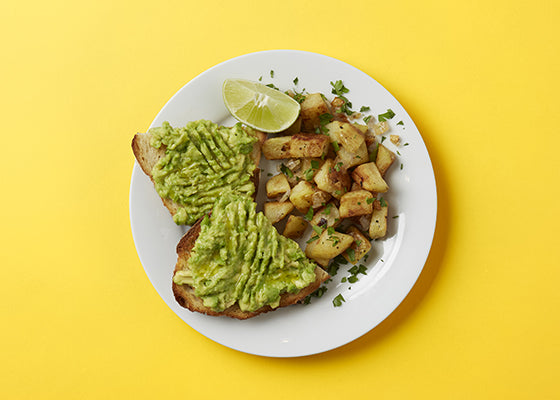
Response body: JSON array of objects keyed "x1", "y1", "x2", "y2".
[{"x1": 222, "y1": 78, "x2": 300, "y2": 133}]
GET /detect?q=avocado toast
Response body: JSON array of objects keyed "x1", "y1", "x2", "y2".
[
  {"x1": 132, "y1": 120, "x2": 266, "y2": 225},
  {"x1": 172, "y1": 193, "x2": 330, "y2": 319}
]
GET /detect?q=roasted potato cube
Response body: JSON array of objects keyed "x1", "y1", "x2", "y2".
[
  {"x1": 314, "y1": 159, "x2": 351, "y2": 199},
  {"x1": 266, "y1": 174, "x2": 291, "y2": 198},
  {"x1": 375, "y1": 144, "x2": 396, "y2": 176},
  {"x1": 310, "y1": 202, "x2": 341, "y2": 229},
  {"x1": 289, "y1": 134, "x2": 329, "y2": 158},
  {"x1": 342, "y1": 226, "x2": 372, "y2": 264},
  {"x1": 283, "y1": 215, "x2": 308, "y2": 239},
  {"x1": 262, "y1": 136, "x2": 292, "y2": 159},
  {"x1": 280, "y1": 116, "x2": 302, "y2": 135},
  {"x1": 369, "y1": 202, "x2": 389, "y2": 239},
  {"x1": 300, "y1": 93, "x2": 331, "y2": 132},
  {"x1": 324, "y1": 120, "x2": 365, "y2": 153},
  {"x1": 352, "y1": 162, "x2": 389, "y2": 193},
  {"x1": 264, "y1": 201, "x2": 294, "y2": 224},
  {"x1": 311, "y1": 189, "x2": 332, "y2": 209},
  {"x1": 335, "y1": 141, "x2": 368, "y2": 169},
  {"x1": 263, "y1": 135, "x2": 329, "y2": 159},
  {"x1": 305, "y1": 229, "x2": 354, "y2": 260},
  {"x1": 339, "y1": 190, "x2": 374, "y2": 219},
  {"x1": 289, "y1": 181, "x2": 316, "y2": 213}
]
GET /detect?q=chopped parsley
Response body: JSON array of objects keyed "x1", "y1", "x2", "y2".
[
  {"x1": 378, "y1": 109, "x2": 395, "y2": 122},
  {"x1": 280, "y1": 163, "x2": 293, "y2": 178},
  {"x1": 312, "y1": 224, "x2": 323, "y2": 236},
  {"x1": 332, "y1": 141, "x2": 340, "y2": 152},
  {"x1": 333, "y1": 294, "x2": 345, "y2": 307},
  {"x1": 363, "y1": 115, "x2": 373, "y2": 124},
  {"x1": 266, "y1": 83, "x2": 279, "y2": 90},
  {"x1": 379, "y1": 197, "x2": 388, "y2": 207},
  {"x1": 397, "y1": 120, "x2": 404, "y2": 126},
  {"x1": 270, "y1": 70, "x2": 274, "y2": 78},
  {"x1": 360, "y1": 106, "x2": 371, "y2": 112},
  {"x1": 366, "y1": 197, "x2": 375, "y2": 204},
  {"x1": 293, "y1": 77, "x2": 299, "y2": 85},
  {"x1": 305, "y1": 207, "x2": 314, "y2": 221},
  {"x1": 310, "y1": 160, "x2": 320, "y2": 169}
]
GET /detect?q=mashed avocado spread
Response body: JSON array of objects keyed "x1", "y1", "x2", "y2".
[
  {"x1": 149, "y1": 120, "x2": 257, "y2": 225},
  {"x1": 173, "y1": 193, "x2": 318, "y2": 312}
]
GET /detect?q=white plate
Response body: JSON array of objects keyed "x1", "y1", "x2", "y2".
[{"x1": 129, "y1": 50, "x2": 437, "y2": 357}]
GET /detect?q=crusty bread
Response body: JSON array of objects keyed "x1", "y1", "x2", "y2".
[
  {"x1": 131, "y1": 127, "x2": 266, "y2": 222},
  {"x1": 171, "y1": 218, "x2": 330, "y2": 319}
]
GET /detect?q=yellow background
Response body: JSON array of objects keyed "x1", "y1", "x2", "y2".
[{"x1": 2, "y1": 0, "x2": 559, "y2": 398}]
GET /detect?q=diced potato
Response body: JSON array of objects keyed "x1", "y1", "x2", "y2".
[
  {"x1": 352, "y1": 123, "x2": 369, "y2": 135},
  {"x1": 339, "y1": 190, "x2": 374, "y2": 219},
  {"x1": 310, "y1": 202, "x2": 341, "y2": 229},
  {"x1": 266, "y1": 174, "x2": 291, "y2": 198},
  {"x1": 300, "y1": 93, "x2": 331, "y2": 132},
  {"x1": 262, "y1": 135, "x2": 329, "y2": 159},
  {"x1": 264, "y1": 201, "x2": 294, "y2": 224},
  {"x1": 375, "y1": 144, "x2": 396, "y2": 176},
  {"x1": 324, "y1": 121, "x2": 365, "y2": 153},
  {"x1": 352, "y1": 162, "x2": 389, "y2": 193},
  {"x1": 289, "y1": 134, "x2": 329, "y2": 158},
  {"x1": 342, "y1": 226, "x2": 372, "y2": 264},
  {"x1": 369, "y1": 202, "x2": 389, "y2": 239},
  {"x1": 289, "y1": 181, "x2": 316, "y2": 213},
  {"x1": 262, "y1": 136, "x2": 292, "y2": 159},
  {"x1": 311, "y1": 189, "x2": 331, "y2": 209},
  {"x1": 313, "y1": 159, "x2": 351, "y2": 199},
  {"x1": 335, "y1": 141, "x2": 368, "y2": 170},
  {"x1": 280, "y1": 116, "x2": 302, "y2": 135},
  {"x1": 283, "y1": 215, "x2": 307, "y2": 239},
  {"x1": 371, "y1": 121, "x2": 390, "y2": 135},
  {"x1": 305, "y1": 229, "x2": 354, "y2": 260}
]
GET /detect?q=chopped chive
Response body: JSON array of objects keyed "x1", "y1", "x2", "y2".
[
  {"x1": 306, "y1": 235, "x2": 320, "y2": 244},
  {"x1": 280, "y1": 163, "x2": 293, "y2": 178},
  {"x1": 312, "y1": 225, "x2": 323, "y2": 235}
]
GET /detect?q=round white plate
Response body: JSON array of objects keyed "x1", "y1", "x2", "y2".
[{"x1": 129, "y1": 50, "x2": 437, "y2": 357}]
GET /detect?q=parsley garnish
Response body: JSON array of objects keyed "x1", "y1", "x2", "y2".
[
  {"x1": 363, "y1": 115, "x2": 373, "y2": 124},
  {"x1": 346, "y1": 248, "x2": 356, "y2": 262},
  {"x1": 265, "y1": 83, "x2": 279, "y2": 90},
  {"x1": 305, "y1": 207, "x2": 314, "y2": 221},
  {"x1": 304, "y1": 168, "x2": 314, "y2": 181},
  {"x1": 330, "y1": 80, "x2": 353, "y2": 115},
  {"x1": 333, "y1": 294, "x2": 345, "y2": 307},
  {"x1": 310, "y1": 160, "x2": 320, "y2": 169},
  {"x1": 380, "y1": 197, "x2": 387, "y2": 207},
  {"x1": 270, "y1": 70, "x2": 274, "y2": 78},
  {"x1": 293, "y1": 77, "x2": 298, "y2": 85},
  {"x1": 332, "y1": 141, "x2": 340, "y2": 152},
  {"x1": 378, "y1": 109, "x2": 395, "y2": 122},
  {"x1": 312, "y1": 225, "x2": 323, "y2": 235},
  {"x1": 366, "y1": 197, "x2": 374, "y2": 204},
  {"x1": 334, "y1": 162, "x2": 343, "y2": 172},
  {"x1": 324, "y1": 203, "x2": 332, "y2": 215},
  {"x1": 397, "y1": 120, "x2": 404, "y2": 126},
  {"x1": 306, "y1": 235, "x2": 320, "y2": 244},
  {"x1": 280, "y1": 163, "x2": 293, "y2": 178},
  {"x1": 360, "y1": 106, "x2": 370, "y2": 112}
]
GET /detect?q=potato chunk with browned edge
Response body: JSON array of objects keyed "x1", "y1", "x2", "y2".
[
  {"x1": 283, "y1": 215, "x2": 307, "y2": 239},
  {"x1": 264, "y1": 201, "x2": 294, "y2": 224},
  {"x1": 300, "y1": 93, "x2": 331, "y2": 132},
  {"x1": 352, "y1": 162, "x2": 389, "y2": 193},
  {"x1": 369, "y1": 201, "x2": 389, "y2": 239},
  {"x1": 342, "y1": 226, "x2": 372, "y2": 264},
  {"x1": 266, "y1": 174, "x2": 291, "y2": 198},
  {"x1": 339, "y1": 190, "x2": 374, "y2": 219},
  {"x1": 305, "y1": 229, "x2": 354, "y2": 261}
]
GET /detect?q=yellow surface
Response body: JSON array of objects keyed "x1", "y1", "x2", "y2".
[{"x1": 1, "y1": 0, "x2": 559, "y2": 398}]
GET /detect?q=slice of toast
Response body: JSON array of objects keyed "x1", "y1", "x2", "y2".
[
  {"x1": 131, "y1": 124, "x2": 266, "y2": 223},
  {"x1": 171, "y1": 217, "x2": 330, "y2": 319}
]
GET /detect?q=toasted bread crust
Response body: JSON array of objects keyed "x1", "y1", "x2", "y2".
[{"x1": 171, "y1": 218, "x2": 330, "y2": 319}]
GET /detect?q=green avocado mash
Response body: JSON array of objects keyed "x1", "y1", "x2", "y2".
[
  {"x1": 173, "y1": 193, "x2": 318, "y2": 312},
  {"x1": 149, "y1": 120, "x2": 257, "y2": 225}
]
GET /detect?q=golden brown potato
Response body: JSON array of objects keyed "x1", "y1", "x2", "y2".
[
  {"x1": 266, "y1": 174, "x2": 291, "y2": 198},
  {"x1": 375, "y1": 144, "x2": 396, "y2": 176},
  {"x1": 262, "y1": 135, "x2": 329, "y2": 159},
  {"x1": 262, "y1": 136, "x2": 292, "y2": 159},
  {"x1": 283, "y1": 215, "x2": 308, "y2": 239},
  {"x1": 335, "y1": 141, "x2": 368, "y2": 170},
  {"x1": 289, "y1": 181, "x2": 316, "y2": 213},
  {"x1": 289, "y1": 134, "x2": 330, "y2": 158},
  {"x1": 324, "y1": 120, "x2": 365, "y2": 153},
  {"x1": 280, "y1": 116, "x2": 302, "y2": 135},
  {"x1": 264, "y1": 201, "x2": 294, "y2": 224},
  {"x1": 300, "y1": 93, "x2": 331, "y2": 132},
  {"x1": 352, "y1": 162, "x2": 389, "y2": 193},
  {"x1": 305, "y1": 228, "x2": 354, "y2": 260},
  {"x1": 369, "y1": 201, "x2": 388, "y2": 239},
  {"x1": 313, "y1": 159, "x2": 351, "y2": 199},
  {"x1": 310, "y1": 202, "x2": 341, "y2": 229},
  {"x1": 342, "y1": 226, "x2": 372, "y2": 264},
  {"x1": 339, "y1": 190, "x2": 374, "y2": 219}
]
